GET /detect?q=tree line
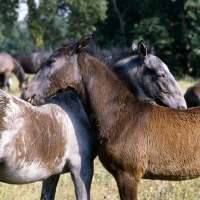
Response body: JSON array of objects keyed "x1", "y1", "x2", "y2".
[{"x1": 0, "y1": 0, "x2": 199, "y2": 77}]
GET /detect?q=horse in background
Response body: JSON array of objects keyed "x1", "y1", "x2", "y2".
[
  {"x1": 184, "y1": 82, "x2": 200, "y2": 108},
  {"x1": 0, "y1": 52, "x2": 28, "y2": 91},
  {"x1": 0, "y1": 89, "x2": 95, "y2": 200},
  {"x1": 13, "y1": 52, "x2": 51, "y2": 74},
  {"x1": 85, "y1": 41, "x2": 186, "y2": 108}
]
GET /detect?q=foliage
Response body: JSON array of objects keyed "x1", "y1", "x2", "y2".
[
  {"x1": 57, "y1": 0, "x2": 108, "y2": 39},
  {"x1": 27, "y1": 0, "x2": 57, "y2": 50},
  {"x1": 0, "y1": 0, "x2": 200, "y2": 77},
  {"x1": 0, "y1": 0, "x2": 19, "y2": 36},
  {"x1": 94, "y1": 0, "x2": 200, "y2": 77},
  {"x1": 0, "y1": 21, "x2": 35, "y2": 54},
  {"x1": 21, "y1": 0, "x2": 107, "y2": 50}
]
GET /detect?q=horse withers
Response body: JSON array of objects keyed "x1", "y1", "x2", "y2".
[
  {"x1": 0, "y1": 89, "x2": 95, "y2": 200},
  {"x1": 85, "y1": 41, "x2": 186, "y2": 108},
  {"x1": 0, "y1": 52, "x2": 28, "y2": 91},
  {"x1": 21, "y1": 35, "x2": 200, "y2": 200}
]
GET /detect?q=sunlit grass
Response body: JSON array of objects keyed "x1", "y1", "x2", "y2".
[
  {"x1": 1, "y1": 75, "x2": 200, "y2": 199},
  {"x1": 177, "y1": 79, "x2": 197, "y2": 95},
  {"x1": 5, "y1": 74, "x2": 35, "y2": 97}
]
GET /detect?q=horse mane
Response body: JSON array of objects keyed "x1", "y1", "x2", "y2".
[
  {"x1": 83, "y1": 40, "x2": 156, "y2": 68},
  {"x1": 60, "y1": 39, "x2": 155, "y2": 68},
  {"x1": 82, "y1": 41, "x2": 156, "y2": 102}
]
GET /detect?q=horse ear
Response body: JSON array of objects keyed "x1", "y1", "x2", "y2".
[
  {"x1": 77, "y1": 34, "x2": 93, "y2": 49},
  {"x1": 69, "y1": 35, "x2": 93, "y2": 55},
  {"x1": 138, "y1": 40, "x2": 147, "y2": 59},
  {"x1": 132, "y1": 43, "x2": 137, "y2": 51}
]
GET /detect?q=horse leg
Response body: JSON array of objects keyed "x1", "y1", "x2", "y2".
[
  {"x1": 113, "y1": 170, "x2": 142, "y2": 200},
  {"x1": 0, "y1": 74, "x2": 6, "y2": 90},
  {"x1": 70, "y1": 159, "x2": 94, "y2": 200},
  {"x1": 6, "y1": 80, "x2": 11, "y2": 92},
  {"x1": 4, "y1": 72, "x2": 11, "y2": 92},
  {"x1": 40, "y1": 174, "x2": 60, "y2": 200},
  {"x1": 0, "y1": 74, "x2": 4, "y2": 89}
]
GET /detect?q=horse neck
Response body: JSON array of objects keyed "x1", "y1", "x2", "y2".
[
  {"x1": 76, "y1": 52, "x2": 139, "y2": 137},
  {"x1": 12, "y1": 59, "x2": 25, "y2": 82}
]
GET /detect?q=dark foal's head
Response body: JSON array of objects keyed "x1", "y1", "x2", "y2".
[
  {"x1": 117, "y1": 41, "x2": 186, "y2": 108},
  {"x1": 21, "y1": 35, "x2": 93, "y2": 105}
]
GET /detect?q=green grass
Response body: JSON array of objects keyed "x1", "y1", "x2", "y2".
[{"x1": 1, "y1": 75, "x2": 200, "y2": 200}]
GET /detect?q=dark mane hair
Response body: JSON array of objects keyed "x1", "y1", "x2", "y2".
[
  {"x1": 59, "y1": 40, "x2": 155, "y2": 69},
  {"x1": 83, "y1": 40, "x2": 156, "y2": 68}
]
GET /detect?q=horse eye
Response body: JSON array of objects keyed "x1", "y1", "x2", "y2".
[
  {"x1": 47, "y1": 58, "x2": 56, "y2": 65},
  {"x1": 156, "y1": 72, "x2": 165, "y2": 78}
]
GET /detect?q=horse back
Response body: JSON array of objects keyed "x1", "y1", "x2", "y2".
[{"x1": 0, "y1": 53, "x2": 15, "y2": 73}]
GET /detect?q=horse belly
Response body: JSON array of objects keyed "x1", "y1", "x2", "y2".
[
  {"x1": 0, "y1": 132, "x2": 69, "y2": 184},
  {"x1": 144, "y1": 158, "x2": 200, "y2": 181},
  {"x1": 0, "y1": 160, "x2": 55, "y2": 184}
]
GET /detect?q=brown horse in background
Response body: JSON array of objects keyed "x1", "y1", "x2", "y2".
[
  {"x1": 13, "y1": 52, "x2": 51, "y2": 74},
  {"x1": 184, "y1": 82, "x2": 200, "y2": 108},
  {"x1": 0, "y1": 52, "x2": 27, "y2": 91},
  {"x1": 21, "y1": 35, "x2": 200, "y2": 200}
]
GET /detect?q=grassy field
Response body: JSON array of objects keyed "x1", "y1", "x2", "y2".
[{"x1": 1, "y1": 75, "x2": 200, "y2": 200}]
